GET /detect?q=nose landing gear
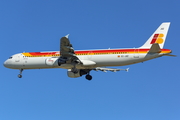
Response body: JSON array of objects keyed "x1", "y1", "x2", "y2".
[{"x1": 18, "y1": 69, "x2": 23, "y2": 78}]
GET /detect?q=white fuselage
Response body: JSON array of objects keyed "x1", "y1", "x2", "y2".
[
  {"x1": 3, "y1": 48, "x2": 169, "y2": 70},
  {"x1": 3, "y1": 23, "x2": 173, "y2": 80}
]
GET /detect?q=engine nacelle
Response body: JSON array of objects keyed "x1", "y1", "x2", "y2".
[{"x1": 67, "y1": 69, "x2": 87, "y2": 78}]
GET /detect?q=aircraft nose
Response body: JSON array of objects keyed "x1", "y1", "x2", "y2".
[
  {"x1": 3, "y1": 60, "x2": 11, "y2": 68},
  {"x1": 3, "y1": 60, "x2": 8, "y2": 68}
]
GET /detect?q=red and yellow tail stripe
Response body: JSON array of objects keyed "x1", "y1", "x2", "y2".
[{"x1": 150, "y1": 34, "x2": 164, "y2": 44}]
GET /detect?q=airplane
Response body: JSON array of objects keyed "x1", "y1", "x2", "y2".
[{"x1": 3, "y1": 22, "x2": 175, "y2": 80}]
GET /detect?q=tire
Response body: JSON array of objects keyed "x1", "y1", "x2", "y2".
[
  {"x1": 85, "y1": 75, "x2": 92, "y2": 80},
  {"x1": 18, "y1": 74, "x2": 22, "y2": 78}
]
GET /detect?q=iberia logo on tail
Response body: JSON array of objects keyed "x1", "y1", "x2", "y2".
[{"x1": 150, "y1": 34, "x2": 164, "y2": 44}]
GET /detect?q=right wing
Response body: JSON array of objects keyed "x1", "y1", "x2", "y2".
[{"x1": 94, "y1": 67, "x2": 129, "y2": 72}]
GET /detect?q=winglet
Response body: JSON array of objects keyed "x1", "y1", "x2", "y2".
[
  {"x1": 65, "y1": 34, "x2": 70, "y2": 38},
  {"x1": 126, "y1": 68, "x2": 129, "y2": 72}
]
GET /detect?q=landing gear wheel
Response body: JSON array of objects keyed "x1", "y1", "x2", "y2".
[
  {"x1": 85, "y1": 74, "x2": 92, "y2": 80},
  {"x1": 18, "y1": 74, "x2": 22, "y2": 78},
  {"x1": 18, "y1": 69, "x2": 23, "y2": 78}
]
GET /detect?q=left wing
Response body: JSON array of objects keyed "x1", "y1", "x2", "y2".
[
  {"x1": 94, "y1": 67, "x2": 129, "y2": 72},
  {"x1": 59, "y1": 35, "x2": 81, "y2": 64}
]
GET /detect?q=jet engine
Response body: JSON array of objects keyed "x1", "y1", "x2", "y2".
[
  {"x1": 58, "y1": 58, "x2": 67, "y2": 66},
  {"x1": 67, "y1": 69, "x2": 87, "y2": 78}
]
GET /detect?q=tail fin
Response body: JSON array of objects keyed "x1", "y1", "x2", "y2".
[{"x1": 140, "y1": 22, "x2": 170, "y2": 49}]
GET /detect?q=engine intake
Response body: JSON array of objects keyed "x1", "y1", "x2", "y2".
[{"x1": 58, "y1": 58, "x2": 67, "y2": 66}]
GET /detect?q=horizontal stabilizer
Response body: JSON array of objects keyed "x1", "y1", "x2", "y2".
[
  {"x1": 164, "y1": 54, "x2": 177, "y2": 57},
  {"x1": 148, "y1": 43, "x2": 161, "y2": 53}
]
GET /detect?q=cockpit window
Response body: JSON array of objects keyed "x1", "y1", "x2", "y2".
[{"x1": 9, "y1": 57, "x2": 13, "y2": 59}]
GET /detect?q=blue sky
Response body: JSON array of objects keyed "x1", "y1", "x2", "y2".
[{"x1": 0, "y1": 0, "x2": 180, "y2": 120}]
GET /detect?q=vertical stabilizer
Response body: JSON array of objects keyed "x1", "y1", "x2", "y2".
[{"x1": 140, "y1": 22, "x2": 170, "y2": 49}]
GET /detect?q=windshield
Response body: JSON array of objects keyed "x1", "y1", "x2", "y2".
[{"x1": 9, "y1": 57, "x2": 13, "y2": 59}]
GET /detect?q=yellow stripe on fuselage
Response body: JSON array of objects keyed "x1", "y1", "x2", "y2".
[{"x1": 21, "y1": 49, "x2": 171, "y2": 57}]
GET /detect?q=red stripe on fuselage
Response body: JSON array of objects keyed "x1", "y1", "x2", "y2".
[{"x1": 27, "y1": 49, "x2": 171, "y2": 55}]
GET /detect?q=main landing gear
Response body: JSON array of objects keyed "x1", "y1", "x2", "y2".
[
  {"x1": 18, "y1": 69, "x2": 23, "y2": 78},
  {"x1": 85, "y1": 74, "x2": 92, "y2": 81}
]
